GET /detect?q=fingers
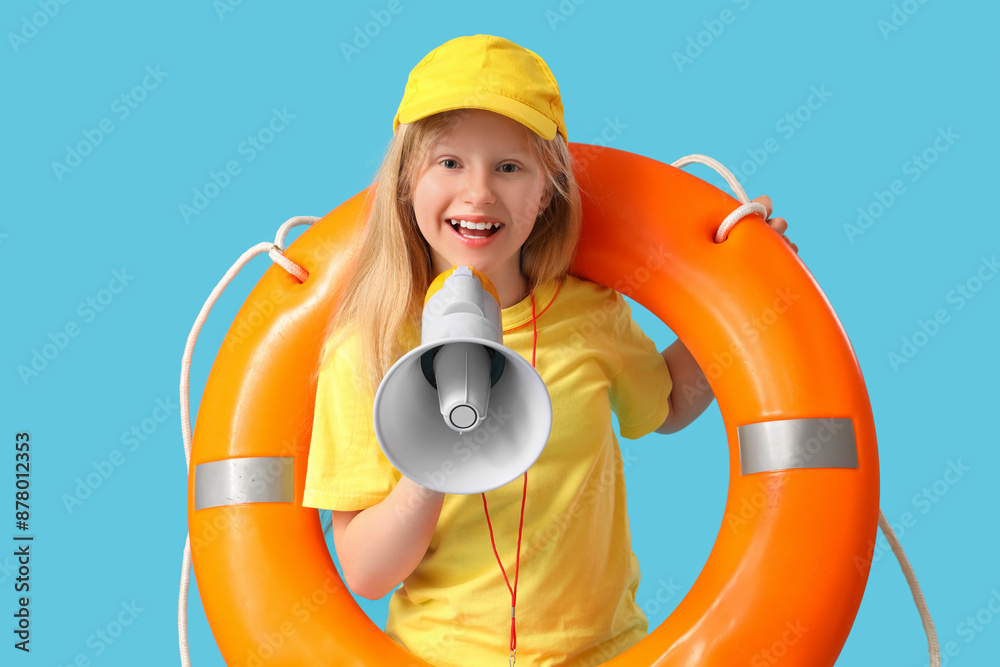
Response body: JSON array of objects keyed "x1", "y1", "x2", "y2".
[
  {"x1": 767, "y1": 216, "x2": 788, "y2": 235},
  {"x1": 780, "y1": 232, "x2": 798, "y2": 254},
  {"x1": 752, "y1": 194, "x2": 797, "y2": 253},
  {"x1": 751, "y1": 194, "x2": 773, "y2": 217}
]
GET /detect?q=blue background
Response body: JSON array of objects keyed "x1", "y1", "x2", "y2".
[{"x1": 3, "y1": 1, "x2": 997, "y2": 665}]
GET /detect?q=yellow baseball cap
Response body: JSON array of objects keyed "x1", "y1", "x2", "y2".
[{"x1": 393, "y1": 35, "x2": 567, "y2": 142}]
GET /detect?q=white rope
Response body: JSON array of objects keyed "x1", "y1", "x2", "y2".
[
  {"x1": 878, "y1": 510, "x2": 941, "y2": 666},
  {"x1": 671, "y1": 154, "x2": 769, "y2": 242},
  {"x1": 177, "y1": 534, "x2": 192, "y2": 666},
  {"x1": 177, "y1": 216, "x2": 318, "y2": 667},
  {"x1": 673, "y1": 154, "x2": 940, "y2": 666}
]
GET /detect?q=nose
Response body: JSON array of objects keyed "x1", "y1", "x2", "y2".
[{"x1": 462, "y1": 166, "x2": 496, "y2": 207}]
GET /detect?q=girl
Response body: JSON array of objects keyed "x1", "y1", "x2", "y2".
[{"x1": 303, "y1": 35, "x2": 794, "y2": 666}]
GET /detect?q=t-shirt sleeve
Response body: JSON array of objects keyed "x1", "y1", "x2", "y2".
[
  {"x1": 606, "y1": 292, "x2": 673, "y2": 440},
  {"x1": 302, "y1": 335, "x2": 402, "y2": 511}
]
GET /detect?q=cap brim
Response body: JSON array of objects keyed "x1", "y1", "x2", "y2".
[{"x1": 395, "y1": 91, "x2": 560, "y2": 141}]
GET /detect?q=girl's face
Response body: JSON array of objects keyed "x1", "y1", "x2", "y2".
[{"x1": 411, "y1": 110, "x2": 552, "y2": 296}]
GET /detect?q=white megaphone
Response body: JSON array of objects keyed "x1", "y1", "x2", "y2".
[{"x1": 373, "y1": 266, "x2": 552, "y2": 494}]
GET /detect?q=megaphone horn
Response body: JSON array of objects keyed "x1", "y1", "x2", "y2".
[{"x1": 373, "y1": 266, "x2": 553, "y2": 494}]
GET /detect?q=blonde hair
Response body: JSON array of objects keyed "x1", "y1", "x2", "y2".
[{"x1": 317, "y1": 110, "x2": 582, "y2": 395}]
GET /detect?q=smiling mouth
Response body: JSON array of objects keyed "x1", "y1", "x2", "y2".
[{"x1": 448, "y1": 219, "x2": 503, "y2": 239}]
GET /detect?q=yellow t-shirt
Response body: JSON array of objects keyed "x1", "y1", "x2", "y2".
[{"x1": 303, "y1": 275, "x2": 672, "y2": 666}]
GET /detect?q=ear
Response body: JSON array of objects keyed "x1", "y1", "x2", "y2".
[{"x1": 538, "y1": 185, "x2": 554, "y2": 214}]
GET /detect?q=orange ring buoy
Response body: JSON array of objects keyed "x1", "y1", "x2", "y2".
[{"x1": 188, "y1": 144, "x2": 878, "y2": 666}]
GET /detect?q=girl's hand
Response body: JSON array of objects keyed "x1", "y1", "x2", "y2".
[{"x1": 752, "y1": 195, "x2": 798, "y2": 254}]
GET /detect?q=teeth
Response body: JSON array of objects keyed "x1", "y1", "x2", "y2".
[{"x1": 451, "y1": 219, "x2": 500, "y2": 230}]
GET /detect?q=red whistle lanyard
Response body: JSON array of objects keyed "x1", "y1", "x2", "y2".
[{"x1": 481, "y1": 289, "x2": 536, "y2": 666}]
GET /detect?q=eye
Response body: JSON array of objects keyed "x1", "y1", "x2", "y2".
[
  {"x1": 440, "y1": 158, "x2": 459, "y2": 169},
  {"x1": 498, "y1": 163, "x2": 520, "y2": 173}
]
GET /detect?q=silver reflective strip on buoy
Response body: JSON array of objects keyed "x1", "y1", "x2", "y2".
[
  {"x1": 738, "y1": 418, "x2": 858, "y2": 475},
  {"x1": 194, "y1": 456, "x2": 294, "y2": 510}
]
